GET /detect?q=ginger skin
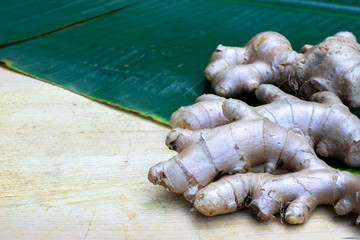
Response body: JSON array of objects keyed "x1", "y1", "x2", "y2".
[
  {"x1": 205, "y1": 31, "x2": 360, "y2": 108},
  {"x1": 149, "y1": 101, "x2": 327, "y2": 200},
  {"x1": 149, "y1": 31, "x2": 360, "y2": 225},
  {"x1": 194, "y1": 169, "x2": 360, "y2": 225},
  {"x1": 148, "y1": 100, "x2": 360, "y2": 224},
  {"x1": 170, "y1": 84, "x2": 360, "y2": 167}
]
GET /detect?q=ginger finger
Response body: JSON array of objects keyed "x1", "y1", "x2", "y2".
[
  {"x1": 165, "y1": 128, "x2": 201, "y2": 152},
  {"x1": 256, "y1": 85, "x2": 360, "y2": 167},
  {"x1": 170, "y1": 94, "x2": 227, "y2": 129},
  {"x1": 210, "y1": 63, "x2": 267, "y2": 97},
  {"x1": 204, "y1": 45, "x2": 247, "y2": 81},
  {"x1": 206, "y1": 31, "x2": 360, "y2": 108},
  {"x1": 149, "y1": 114, "x2": 327, "y2": 202},
  {"x1": 205, "y1": 31, "x2": 297, "y2": 98},
  {"x1": 169, "y1": 85, "x2": 360, "y2": 167},
  {"x1": 194, "y1": 169, "x2": 360, "y2": 225}
]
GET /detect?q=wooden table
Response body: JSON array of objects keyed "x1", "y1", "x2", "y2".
[{"x1": 1, "y1": 66, "x2": 359, "y2": 239}]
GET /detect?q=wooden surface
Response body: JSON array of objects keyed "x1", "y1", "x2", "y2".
[{"x1": 1, "y1": 66, "x2": 359, "y2": 239}]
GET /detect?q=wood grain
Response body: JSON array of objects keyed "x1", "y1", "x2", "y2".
[{"x1": 0, "y1": 67, "x2": 359, "y2": 239}]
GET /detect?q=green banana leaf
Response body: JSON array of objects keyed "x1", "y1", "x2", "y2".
[
  {"x1": 0, "y1": 0, "x2": 135, "y2": 46},
  {"x1": 1, "y1": 0, "x2": 360, "y2": 174}
]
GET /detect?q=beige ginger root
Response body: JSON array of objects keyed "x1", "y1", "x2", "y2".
[
  {"x1": 194, "y1": 169, "x2": 360, "y2": 225},
  {"x1": 170, "y1": 84, "x2": 360, "y2": 167},
  {"x1": 148, "y1": 100, "x2": 360, "y2": 224},
  {"x1": 205, "y1": 31, "x2": 360, "y2": 108}
]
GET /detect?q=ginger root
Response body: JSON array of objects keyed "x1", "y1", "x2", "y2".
[
  {"x1": 171, "y1": 84, "x2": 360, "y2": 167},
  {"x1": 194, "y1": 169, "x2": 360, "y2": 225},
  {"x1": 148, "y1": 100, "x2": 360, "y2": 224},
  {"x1": 205, "y1": 31, "x2": 360, "y2": 108},
  {"x1": 148, "y1": 32, "x2": 360, "y2": 225}
]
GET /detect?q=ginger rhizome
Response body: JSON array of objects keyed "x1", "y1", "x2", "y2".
[
  {"x1": 148, "y1": 100, "x2": 360, "y2": 224},
  {"x1": 194, "y1": 169, "x2": 360, "y2": 224},
  {"x1": 205, "y1": 31, "x2": 360, "y2": 108},
  {"x1": 170, "y1": 84, "x2": 360, "y2": 167},
  {"x1": 148, "y1": 31, "x2": 360, "y2": 225}
]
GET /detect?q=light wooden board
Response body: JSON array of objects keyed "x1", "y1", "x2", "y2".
[{"x1": 0, "y1": 66, "x2": 359, "y2": 239}]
